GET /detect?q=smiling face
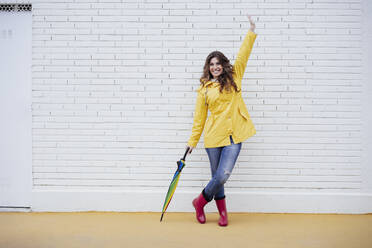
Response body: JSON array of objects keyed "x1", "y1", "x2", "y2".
[{"x1": 209, "y1": 57, "x2": 223, "y2": 79}]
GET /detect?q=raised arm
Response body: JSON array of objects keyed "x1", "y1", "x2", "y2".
[{"x1": 233, "y1": 15, "x2": 257, "y2": 88}]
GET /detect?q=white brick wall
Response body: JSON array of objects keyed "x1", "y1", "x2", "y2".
[{"x1": 2, "y1": 0, "x2": 371, "y2": 212}]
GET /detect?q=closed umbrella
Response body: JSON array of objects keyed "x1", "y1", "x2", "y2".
[{"x1": 160, "y1": 147, "x2": 190, "y2": 222}]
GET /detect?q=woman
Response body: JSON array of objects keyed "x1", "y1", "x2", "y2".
[{"x1": 186, "y1": 15, "x2": 257, "y2": 226}]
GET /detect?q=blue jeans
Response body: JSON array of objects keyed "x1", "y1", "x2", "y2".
[{"x1": 203, "y1": 136, "x2": 242, "y2": 202}]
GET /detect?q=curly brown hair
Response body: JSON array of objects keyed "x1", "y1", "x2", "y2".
[{"x1": 200, "y1": 51, "x2": 240, "y2": 93}]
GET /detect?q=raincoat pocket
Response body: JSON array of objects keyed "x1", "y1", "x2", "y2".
[{"x1": 238, "y1": 104, "x2": 250, "y2": 120}]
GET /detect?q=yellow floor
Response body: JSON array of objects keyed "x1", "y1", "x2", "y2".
[{"x1": 1, "y1": 212, "x2": 372, "y2": 248}]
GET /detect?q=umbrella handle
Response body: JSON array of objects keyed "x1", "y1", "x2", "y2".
[{"x1": 182, "y1": 147, "x2": 190, "y2": 161}]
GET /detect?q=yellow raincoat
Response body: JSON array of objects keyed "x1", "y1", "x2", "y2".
[{"x1": 187, "y1": 30, "x2": 257, "y2": 148}]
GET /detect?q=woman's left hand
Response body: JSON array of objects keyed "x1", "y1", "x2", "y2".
[{"x1": 248, "y1": 15, "x2": 256, "y2": 32}]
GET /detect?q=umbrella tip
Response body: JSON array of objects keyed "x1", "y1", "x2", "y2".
[{"x1": 160, "y1": 213, "x2": 164, "y2": 222}]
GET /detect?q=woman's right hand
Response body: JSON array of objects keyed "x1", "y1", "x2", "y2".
[{"x1": 186, "y1": 145, "x2": 194, "y2": 154}]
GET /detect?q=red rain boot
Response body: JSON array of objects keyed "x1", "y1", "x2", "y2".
[
  {"x1": 215, "y1": 198, "x2": 228, "y2": 226},
  {"x1": 192, "y1": 193, "x2": 208, "y2": 224}
]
